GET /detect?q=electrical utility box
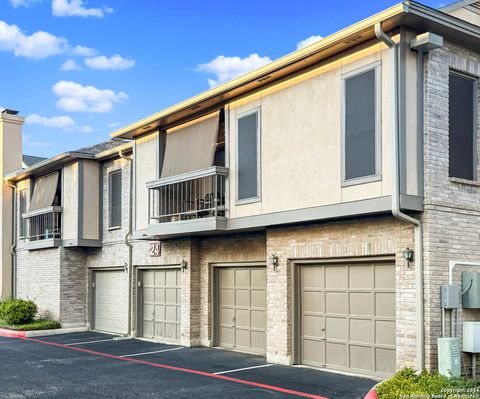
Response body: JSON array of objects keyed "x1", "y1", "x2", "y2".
[
  {"x1": 462, "y1": 272, "x2": 480, "y2": 309},
  {"x1": 438, "y1": 338, "x2": 461, "y2": 377},
  {"x1": 463, "y1": 322, "x2": 480, "y2": 353},
  {"x1": 441, "y1": 284, "x2": 461, "y2": 309}
]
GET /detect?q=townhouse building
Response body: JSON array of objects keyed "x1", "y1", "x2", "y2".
[{"x1": 2, "y1": 0, "x2": 480, "y2": 379}]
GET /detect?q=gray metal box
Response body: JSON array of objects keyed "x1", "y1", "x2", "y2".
[
  {"x1": 441, "y1": 284, "x2": 461, "y2": 309},
  {"x1": 462, "y1": 272, "x2": 480, "y2": 309}
]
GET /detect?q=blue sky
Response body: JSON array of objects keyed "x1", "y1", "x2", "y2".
[{"x1": 1, "y1": 0, "x2": 442, "y2": 158}]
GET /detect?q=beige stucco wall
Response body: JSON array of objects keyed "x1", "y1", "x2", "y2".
[
  {"x1": 82, "y1": 160, "x2": 100, "y2": 240},
  {"x1": 63, "y1": 162, "x2": 79, "y2": 241},
  {"x1": 134, "y1": 133, "x2": 158, "y2": 231},
  {"x1": 227, "y1": 40, "x2": 396, "y2": 219},
  {"x1": 0, "y1": 113, "x2": 23, "y2": 299}
]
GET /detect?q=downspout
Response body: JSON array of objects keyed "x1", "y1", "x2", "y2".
[
  {"x1": 6, "y1": 180, "x2": 17, "y2": 298},
  {"x1": 375, "y1": 23, "x2": 425, "y2": 372},
  {"x1": 119, "y1": 149, "x2": 133, "y2": 335}
]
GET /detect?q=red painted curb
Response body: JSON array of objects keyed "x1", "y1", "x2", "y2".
[
  {"x1": 364, "y1": 388, "x2": 378, "y2": 399},
  {"x1": 0, "y1": 328, "x2": 26, "y2": 338}
]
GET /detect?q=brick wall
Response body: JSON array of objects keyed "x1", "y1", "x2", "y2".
[{"x1": 423, "y1": 40, "x2": 480, "y2": 373}]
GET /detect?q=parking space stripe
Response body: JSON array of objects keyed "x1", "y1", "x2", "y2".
[
  {"x1": 119, "y1": 347, "x2": 183, "y2": 357},
  {"x1": 20, "y1": 337, "x2": 331, "y2": 399},
  {"x1": 214, "y1": 364, "x2": 273, "y2": 375},
  {"x1": 65, "y1": 338, "x2": 117, "y2": 346}
]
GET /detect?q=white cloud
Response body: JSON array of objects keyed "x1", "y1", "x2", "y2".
[
  {"x1": 0, "y1": 20, "x2": 67, "y2": 59},
  {"x1": 197, "y1": 54, "x2": 272, "y2": 88},
  {"x1": 296, "y1": 35, "x2": 323, "y2": 50},
  {"x1": 69, "y1": 44, "x2": 97, "y2": 57},
  {"x1": 52, "y1": 80, "x2": 128, "y2": 113},
  {"x1": 25, "y1": 113, "x2": 92, "y2": 132},
  {"x1": 23, "y1": 133, "x2": 53, "y2": 148},
  {"x1": 9, "y1": 0, "x2": 41, "y2": 7},
  {"x1": 84, "y1": 54, "x2": 135, "y2": 70},
  {"x1": 61, "y1": 58, "x2": 81, "y2": 71},
  {"x1": 52, "y1": 0, "x2": 113, "y2": 18}
]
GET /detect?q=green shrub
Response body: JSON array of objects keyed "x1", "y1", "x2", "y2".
[
  {"x1": 0, "y1": 319, "x2": 60, "y2": 331},
  {"x1": 0, "y1": 298, "x2": 37, "y2": 324},
  {"x1": 377, "y1": 368, "x2": 479, "y2": 399}
]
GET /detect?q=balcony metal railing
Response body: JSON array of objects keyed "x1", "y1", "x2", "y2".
[
  {"x1": 22, "y1": 206, "x2": 62, "y2": 241},
  {"x1": 147, "y1": 167, "x2": 228, "y2": 224}
]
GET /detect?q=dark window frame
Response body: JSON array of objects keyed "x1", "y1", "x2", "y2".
[
  {"x1": 108, "y1": 169, "x2": 122, "y2": 229},
  {"x1": 236, "y1": 108, "x2": 261, "y2": 203},
  {"x1": 448, "y1": 70, "x2": 478, "y2": 181},
  {"x1": 18, "y1": 189, "x2": 27, "y2": 239},
  {"x1": 341, "y1": 63, "x2": 382, "y2": 186}
]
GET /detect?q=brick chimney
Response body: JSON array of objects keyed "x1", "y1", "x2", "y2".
[{"x1": 0, "y1": 110, "x2": 24, "y2": 299}]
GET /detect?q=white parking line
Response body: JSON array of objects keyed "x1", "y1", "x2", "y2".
[
  {"x1": 65, "y1": 338, "x2": 117, "y2": 346},
  {"x1": 119, "y1": 347, "x2": 184, "y2": 358},
  {"x1": 214, "y1": 364, "x2": 273, "y2": 375}
]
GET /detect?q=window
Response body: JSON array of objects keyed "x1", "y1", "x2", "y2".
[
  {"x1": 343, "y1": 66, "x2": 379, "y2": 183},
  {"x1": 449, "y1": 72, "x2": 477, "y2": 180},
  {"x1": 109, "y1": 170, "x2": 122, "y2": 228},
  {"x1": 237, "y1": 109, "x2": 260, "y2": 201},
  {"x1": 19, "y1": 189, "x2": 27, "y2": 238}
]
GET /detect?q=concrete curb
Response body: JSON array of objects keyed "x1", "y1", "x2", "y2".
[
  {"x1": 0, "y1": 326, "x2": 88, "y2": 338},
  {"x1": 364, "y1": 388, "x2": 378, "y2": 399}
]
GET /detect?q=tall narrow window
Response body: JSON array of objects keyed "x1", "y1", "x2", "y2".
[
  {"x1": 343, "y1": 67, "x2": 378, "y2": 182},
  {"x1": 19, "y1": 189, "x2": 27, "y2": 238},
  {"x1": 109, "y1": 170, "x2": 122, "y2": 228},
  {"x1": 449, "y1": 72, "x2": 476, "y2": 180},
  {"x1": 237, "y1": 110, "x2": 260, "y2": 201}
]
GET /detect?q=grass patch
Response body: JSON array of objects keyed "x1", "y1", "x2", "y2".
[
  {"x1": 377, "y1": 368, "x2": 479, "y2": 399},
  {"x1": 0, "y1": 319, "x2": 61, "y2": 331}
]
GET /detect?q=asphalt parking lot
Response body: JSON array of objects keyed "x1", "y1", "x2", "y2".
[{"x1": 0, "y1": 332, "x2": 377, "y2": 398}]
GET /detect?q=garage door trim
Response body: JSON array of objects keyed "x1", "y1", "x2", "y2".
[
  {"x1": 292, "y1": 257, "x2": 396, "y2": 378},
  {"x1": 212, "y1": 262, "x2": 267, "y2": 355},
  {"x1": 135, "y1": 265, "x2": 182, "y2": 342}
]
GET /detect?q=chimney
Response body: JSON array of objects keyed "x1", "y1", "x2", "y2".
[{"x1": 0, "y1": 110, "x2": 24, "y2": 299}]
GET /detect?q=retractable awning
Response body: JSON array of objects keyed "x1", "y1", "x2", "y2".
[
  {"x1": 160, "y1": 111, "x2": 219, "y2": 178},
  {"x1": 28, "y1": 172, "x2": 59, "y2": 212}
]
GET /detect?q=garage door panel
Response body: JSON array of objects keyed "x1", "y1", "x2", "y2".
[
  {"x1": 375, "y1": 348, "x2": 396, "y2": 374},
  {"x1": 350, "y1": 318, "x2": 373, "y2": 344},
  {"x1": 350, "y1": 345, "x2": 374, "y2": 371},
  {"x1": 93, "y1": 270, "x2": 127, "y2": 335},
  {"x1": 325, "y1": 292, "x2": 347, "y2": 314},
  {"x1": 325, "y1": 266, "x2": 347, "y2": 288},
  {"x1": 326, "y1": 342, "x2": 347, "y2": 367},
  {"x1": 325, "y1": 317, "x2": 347, "y2": 340},
  {"x1": 299, "y1": 263, "x2": 396, "y2": 377},
  {"x1": 141, "y1": 268, "x2": 181, "y2": 343},
  {"x1": 350, "y1": 292, "x2": 374, "y2": 316},
  {"x1": 376, "y1": 320, "x2": 396, "y2": 346},
  {"x1": 375, "y1": 292, "x2": 396, "y2": 317},
  {"x1": 216, "y1": 266, "x2": 266, "y2": 355}
]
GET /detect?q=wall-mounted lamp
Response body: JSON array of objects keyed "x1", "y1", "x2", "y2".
[
  {"x1": 402, "y1": 248, "x2": 414, "y2": 267},
  {"x1": 181, "y1": 260, "x2": 188, "y2": 272},
  {"x1": 269, "y1": 254, "x2": 279, "y2": 271}
]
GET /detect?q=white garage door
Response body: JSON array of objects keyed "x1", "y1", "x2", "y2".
[{"x1": 93, "y1": 270, "x2": 128, "y2": 334}]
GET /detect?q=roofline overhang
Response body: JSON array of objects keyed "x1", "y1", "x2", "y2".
[
  {"x1": 5, "y1": 142, "x2": 133, "y2": 183},
  {"x1": 109, "y1": 0, "x2": 480, "y2": 140}
]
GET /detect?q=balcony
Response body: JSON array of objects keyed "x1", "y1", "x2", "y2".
[
  {"x1": 22, "y1": 206, "x2": 62, "y2": 249},
  {"x1": 146, "y1": 166, "x2": 228, "y2": 237}
]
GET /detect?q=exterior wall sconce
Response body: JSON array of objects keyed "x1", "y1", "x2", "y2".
[
  {"x1": 402, "y1": 248, "x2": 414, "y2": 267},
  {"x1": 181, "y1": 260, "x2": 188, "y2": 272},
  {"x1": 269, "y1": 254, "x2": 279, "y2": 271}
]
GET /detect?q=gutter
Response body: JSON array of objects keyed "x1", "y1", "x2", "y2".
[
  {"x1": 118, "y1": 149, "x2": 134, "y2": 336},
  {"x1": 6, "y1": 180, "x2": 17, "y2": 298},
  {"x1": 374, "y1": 23, "x2": 425, "y2": 372}
]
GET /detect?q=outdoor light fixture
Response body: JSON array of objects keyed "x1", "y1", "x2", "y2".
[
  {"x1": 181, "y1": 260, "x2": 188, "y2": 272},
  {"x1": 402, "y1": 248, "x2": 414, "y2": 267},
  {"x1": 269, "y1": 254, "x2": 279, "y2": 271}
]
